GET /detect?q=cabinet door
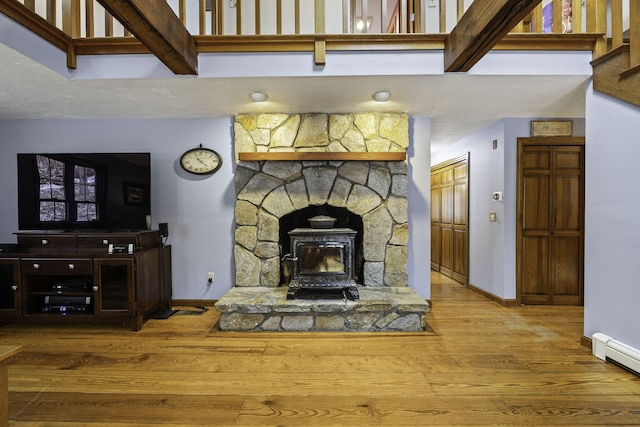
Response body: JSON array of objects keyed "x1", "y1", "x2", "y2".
[
  {"x1": 93, "y1": 259, "x2": 134, "y2": 315},
  {"x1": 0, "y1": 259, "x2": 20, "y2": 317}
]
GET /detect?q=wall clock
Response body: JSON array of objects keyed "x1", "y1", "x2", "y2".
[{"x1": 179, "y1": 144, "x2": 222, "y2": 175}]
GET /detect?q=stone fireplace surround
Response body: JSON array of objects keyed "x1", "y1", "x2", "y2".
[{"x1": 215, "y1": 113, "x2": 429, "y2": 331}]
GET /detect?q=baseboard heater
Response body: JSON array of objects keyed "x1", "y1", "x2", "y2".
[{"x1": 592, "y1": 333, "x2": 640, "y2": 376}]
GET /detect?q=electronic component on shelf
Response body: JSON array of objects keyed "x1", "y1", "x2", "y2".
[
  {"x1": 42, "y1": 295, "x2": 92, "y2": 314},
  {"x1": 108, "y1": 243, "x2": 134, "y2": 254},
  {"x1": 51, "y1": 278, "x2": 92, "y2": 293}
]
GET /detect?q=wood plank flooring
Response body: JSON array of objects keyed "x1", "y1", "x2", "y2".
[{"x1": 1, "y1": 272, "x2": 638, "y2": 426}]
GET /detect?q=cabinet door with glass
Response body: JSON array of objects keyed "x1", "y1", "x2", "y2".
[
  {"x1": 93, "y1": 258, "x2": 135, "y2": 316},
  {"x1": 0, "y1": 259, "x2": 21, "y2": 318}
]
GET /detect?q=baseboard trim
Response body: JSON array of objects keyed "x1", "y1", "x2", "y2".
[
  {"x1": 581, "y1": 335, "x2": 592, "y2": 349},
  {"x1": 468, "y1": 283, "x2": 518, "y2": 307},
  {"x1": 172, "y1": 299, "x2": 218, "y2": 307}
]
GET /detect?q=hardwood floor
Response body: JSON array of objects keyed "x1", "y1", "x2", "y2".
[{"x1": 1, "y1": 272, "x2": 638, "y2": 426}]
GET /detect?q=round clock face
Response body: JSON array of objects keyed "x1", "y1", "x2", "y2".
[{"x1": 180, "y1": 147, "x2": 222, "y2": 175}]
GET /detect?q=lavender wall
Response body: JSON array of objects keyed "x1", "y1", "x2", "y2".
[
  {"x1": 584, "y1": 83, "x2": 640, "y2": 350},
  {"x1": 0, "y1": 117, "x2": 432, "y2": 300}
]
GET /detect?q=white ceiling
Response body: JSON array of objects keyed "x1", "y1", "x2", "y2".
[{"x1": 0, "y1": 43, "x2": 588, "y2": 153}]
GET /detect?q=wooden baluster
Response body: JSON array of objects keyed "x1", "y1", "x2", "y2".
[
  {"x1": 400, "y1": 0, "x2": 407, "y2": 33},
  {"x1": 217, "y1": 0, "x2": 223, "y2": 35},
  {"x1": 62, "y1": 0, "x2": 80, "y2": 37},
  {"x1": 46, "y1": 0, "x2": 56, "y2": 26},
  {"x1": 586, "y1": 0, "x2": 608, "y2": 58},
  {"x1": 631, "y1": 0, "x2": 640, "y2": 67},
  {"x1": 413, "y1": 0, "x2": 422, "y2": 33},
  {"x1": 531, "y1": 3, "x2": 543, "y2": 33},
  {"x1": 315, "y1": 0, "x2": 325, "y2": 34},
  {"x1": 456, "y1": 0, "x2": 464, "y2": 24},
  {"x1": 236, "y1": 0, "x2": 242, "y2": 35},
  {"x1": 24, "y1": 0, "x2": 35, "y2": 11},
  {"x1": 439, "y1": 0, "x2": 446, "y2": 33},
  {"x1": 295, "y1": 0, "x2": 300, "y2": 34},
  {"x1": 85, "y1": 0, "x2": 94, "y2": 37},
  {"x1": 255, "y1": 0, "x2": 261, "y2": 35},
  {"x1": 211, "y1": 0, "x2": 217, "y2": 35},
  {"x1": 199, "y1": 0, "x2": 207, "y2": 35},
  {"x1": 342, "y1": 0, "x2": 348, "y2": 33},
  {"x1": 552, "y1": 0, "x2": 562, "y2": 33},
  {"x1": 179, "y1": 0, "x2": 186, "y2": 25},
  {"x1": 277, "y1": 0, "x2": 282, "y2": 35},
  {"x1": 362, "y1": 0, "x2": 368, "y2": 33},
  {"x1": 104, "y1": 9, "x2": 113, "y2": 37},
  {"x1": 349, "y1": 0, "x2": 355, "y2": 33},
  {"x1": 611, "y1": 0, "x2": 623, "y2": 50},
  {"x1": 571, "y1": 0, "x2": 581, "y2": 34}
]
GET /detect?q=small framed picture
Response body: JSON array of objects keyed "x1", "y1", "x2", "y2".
[{"x1": 123, "y1": 182, "x2": 148, "y2": 206}]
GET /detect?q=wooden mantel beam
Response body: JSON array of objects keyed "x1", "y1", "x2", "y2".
[
  {"x1": 445, "y1": 0, "x2": 542, "y2": 72},
  {"x1": 96, "y1": 0, "x2": 197, "y2": 75}
]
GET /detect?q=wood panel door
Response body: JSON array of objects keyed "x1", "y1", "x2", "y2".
[
  {"x1": 431, "y1": 154, "x2": 469, "y2": 284},
  {"x1": 517, "y1": 138, "x2": 584, "y2": 305}
]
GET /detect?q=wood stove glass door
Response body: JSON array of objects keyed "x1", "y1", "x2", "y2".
[{"x1": 299, "y1": 244, "x2": 345, "y2": 274}]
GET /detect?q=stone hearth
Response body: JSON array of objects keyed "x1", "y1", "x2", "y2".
[
  {"x1": 215, "y1": 112, "x2": 430, "y2": 331},
  {"x1": 216, "y1": 287, "x2": 428, "y2": 332}
]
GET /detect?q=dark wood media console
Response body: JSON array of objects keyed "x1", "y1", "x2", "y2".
[{"x1": 0, "y1": 230, "x2": 171, "y2": 331}]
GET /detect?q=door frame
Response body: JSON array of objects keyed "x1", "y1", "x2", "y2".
[{"x1": 516, "y1": 136, "x2": 585, "y2": 305}]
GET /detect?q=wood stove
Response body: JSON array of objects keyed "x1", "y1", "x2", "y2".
[{"x1": 286, "y1": 221, "x2": 359, "y2": 300}]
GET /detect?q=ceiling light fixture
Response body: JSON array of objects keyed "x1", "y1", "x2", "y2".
[
  {"x1": 373, "y1": 91, "x2": 391, "y2": 102},
  {"x1": 250, "y1": 92, "x2": 268, "y2": 102}
]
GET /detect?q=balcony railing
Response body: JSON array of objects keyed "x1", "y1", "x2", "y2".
[
  {"x1": 1, "y1": 0, "x2": 636, "y2": 67},
  {"x1": 4, "y1": 0, "x2": 610, "y2": 37}
]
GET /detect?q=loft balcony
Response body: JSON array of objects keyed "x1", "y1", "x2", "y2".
[{"x1": 0, "y1": 0, "x2": 609, "y2": 73}]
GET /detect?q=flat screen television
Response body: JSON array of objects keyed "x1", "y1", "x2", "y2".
[{"x1": 17, "y1": 153, "x2": 151, "y2": 231}]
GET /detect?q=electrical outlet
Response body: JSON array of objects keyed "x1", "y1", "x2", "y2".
[{"x1": 208, "y1": 272, "x2": 215, "y2": 284}]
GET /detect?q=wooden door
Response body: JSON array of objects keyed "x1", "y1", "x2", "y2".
[
  {"x1": 517, "y1": 138, "x2": 584, "y2": 305},
  {"x1": 431, "y1": 154, "x2": 469, "y2": 284}
]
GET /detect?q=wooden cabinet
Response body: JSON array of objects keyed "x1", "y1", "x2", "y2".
[
  {"x1": 431, "y1": 154, "x2": 469, "y2": 284},
  {"x1": 0, "y1": 231, "x2": 170, "y2": 331}
]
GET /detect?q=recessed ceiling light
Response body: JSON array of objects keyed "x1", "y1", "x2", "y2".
[
  {"x1": 250, "y1": 92, "x2": 268, "y2": 102},
  {"x1": 373, "y1": 91, "x2": 391, "y2": 102}
]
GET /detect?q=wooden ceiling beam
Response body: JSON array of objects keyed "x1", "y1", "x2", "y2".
[
  {"x1": 445, "y1": 0, "x2": 542, "y2": 72},
  {"x1": 96, "y1": 0, "x2": 197, "y2": 75}
]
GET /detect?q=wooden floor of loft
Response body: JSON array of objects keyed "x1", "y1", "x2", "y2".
[{"x1": 1, "y1": 273, "x2": 638, "y2": 426}]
